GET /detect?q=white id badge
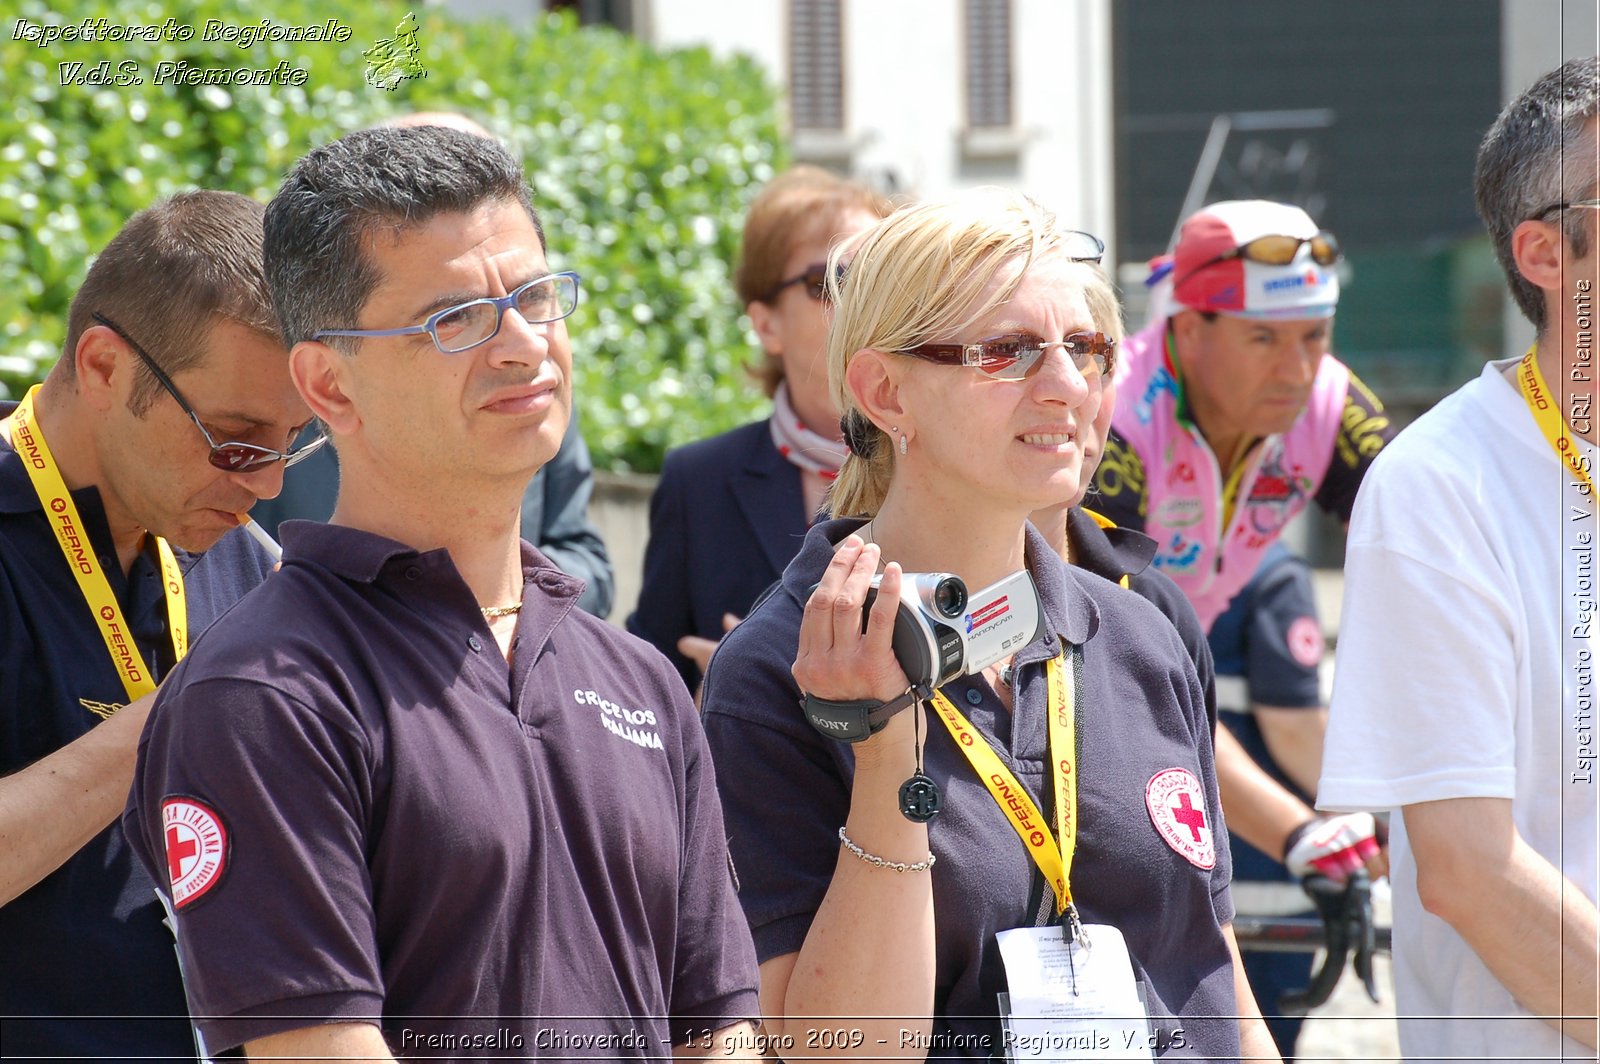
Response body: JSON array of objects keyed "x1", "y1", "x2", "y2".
[{"x1": 995, "y1": 924, "x2": 1154, "y2": 1061}]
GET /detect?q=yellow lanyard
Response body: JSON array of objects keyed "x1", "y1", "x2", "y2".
[
  {"x1": 930, "y1": 651, "x2": 1078, "y2": 918},
  {"x1": 1518, "y1": 345, "x2": 1596, "y2": 500},
  {"x1": 3, "y1": 386, "x2": 186, "y2": 702}
]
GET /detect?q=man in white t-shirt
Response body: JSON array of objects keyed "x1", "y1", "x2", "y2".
[{"x1": 1320, "y1": 56, "x2": 1599, "y2": 1061}]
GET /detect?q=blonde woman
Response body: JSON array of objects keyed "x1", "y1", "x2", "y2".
[{"x1": 701, "y1": 190, "x2": 1274, "y2": 1060}]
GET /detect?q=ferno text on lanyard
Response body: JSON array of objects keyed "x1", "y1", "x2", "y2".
[
  {"x1": 1518, "y1": 345, "x2": 1596, "y2": 499},
  {"x1": 930, "y1": 650, "x2": 1085, "y2": 940},
  {"x1": 2, "y1": 385, "x2": 187, "y2": 703}
]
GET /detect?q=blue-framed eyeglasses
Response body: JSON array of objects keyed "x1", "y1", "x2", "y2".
[{"x1": 314, "y1": 271, "x2": 581, "y2": 355}]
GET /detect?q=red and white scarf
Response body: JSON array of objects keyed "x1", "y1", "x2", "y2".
[{"x1": 770, "y1": 382, "x2": 846, "y2": 480}]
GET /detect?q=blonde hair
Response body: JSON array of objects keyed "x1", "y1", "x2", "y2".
[{"x1": 825, "y1": 189, "x2": 1122, "y2": 517}]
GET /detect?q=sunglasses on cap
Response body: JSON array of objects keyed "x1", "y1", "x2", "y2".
[
  {"x1": 1176, "y1": 231, "x2": 1342, "y2": 289},
  {"x1": 763, "y1": 262, "x2": 842, "y2": 303},
  {"x1": 900, "y1": 331, "x2": 1117, "y2": 382}
]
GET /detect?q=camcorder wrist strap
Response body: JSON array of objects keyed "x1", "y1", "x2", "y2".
[
  {"x1": 3, "y1": 386, "x2": 187, "y2": 703},
  {"x1": 930, "y1": 648, "x2": 1085, "y2": 941},
  {"x1": 898, "y1": 692, "x2": 941, "y2": 823},
  {"x1": 800, "y1": 682, "x2": 933, "y2": 742}
]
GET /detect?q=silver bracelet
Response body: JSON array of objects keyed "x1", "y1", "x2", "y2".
[{"x1": 837, "y1": 826, "x2": 937, "y2": 873}]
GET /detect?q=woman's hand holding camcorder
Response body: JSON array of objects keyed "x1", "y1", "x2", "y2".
[
  {"x1": 792, "y1": 537, "x2": 925, "y2": 765},
  {"x1": 793, "y1": 537, "x2": 910, "y2": 704}
]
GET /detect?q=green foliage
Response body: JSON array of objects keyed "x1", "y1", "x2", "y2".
[{"x1": 0, "y1": 0, "x2": 784, "y2": 470}]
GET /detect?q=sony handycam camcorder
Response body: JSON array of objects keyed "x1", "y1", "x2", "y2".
[
  {"x1": 800, "y1": 569, "x2": 1043, "y2": 742},
  {"x1": 868, "y1": 570, "x2": 1043, "y2": 690},
  {"x1": 803, "y1": 567, "x2": 1042, "y2": 698}
]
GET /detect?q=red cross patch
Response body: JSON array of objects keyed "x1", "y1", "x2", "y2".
[
  {"x1": 1287, "y1": 616, "x2": 1324, "y2": 669},
  {"x1": 161, "y1": 797, "x2": 229, "y2": 909},
  {"x1": 1145, "y1": 768, "x2": 1215, "y2": 869}
]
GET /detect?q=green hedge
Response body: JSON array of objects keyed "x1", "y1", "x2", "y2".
[{"x1": 0, "y1": 0, "x2": 784, "y2": 471}]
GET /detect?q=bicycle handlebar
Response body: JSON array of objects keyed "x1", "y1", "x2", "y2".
[{"x1": 1230, "y1": 870, "x2": 1388, "y2": 1014}]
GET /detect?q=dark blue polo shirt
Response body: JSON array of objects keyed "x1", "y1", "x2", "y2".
[
  {"x1": 702, "y1": 519, "x2": 1238, "y2": 1060},
  {"x1": 123, "y1": 521, "x2": 759, "y2": 1057},
  {"x1": 0, "y1": 418, "x2": 273, "y2": 1062},
  {"x1": 1210, "y1": 542, "x2": 1323, "y2": 883},
  {"x1": 1070, "y1": 507, "x2": 1217, "y2": 735}
]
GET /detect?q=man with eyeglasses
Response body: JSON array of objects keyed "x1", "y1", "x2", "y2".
[
  {"x1": 123, "y1": 126, "x2": 761, "y2": 1061},
  {"x1": 0, "y1": 189, "x2": 317, "y2": 1060},
  {"x1": 1088, "y1": 198, "x2": 1393, "y2": 1057},
  {"x1": 251, "y1": 110, "x2": 615, "y2": 621},
  {"x1": 1320, "y1": 56, "x2": 1600, "y2": 1059}
]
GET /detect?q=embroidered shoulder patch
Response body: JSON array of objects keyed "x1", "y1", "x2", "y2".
[
  {"x1": 1145, "y1": 768, "x2": 1216, "y2": 869},
  {"x1": 161, "y1": 796, "x2": 230, "y2": 908},
  {"x1": 1287, "y1": 616, "x2": 1325, "y2": 669}
]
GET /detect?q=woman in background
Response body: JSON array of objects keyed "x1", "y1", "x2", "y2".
[{"x1": 627, "y1": 166, "x2": 891, "y2": 692}]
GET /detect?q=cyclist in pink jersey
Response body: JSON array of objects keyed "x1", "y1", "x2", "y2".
[
  {"x1": 1089, "y1": 200, "x2": 1394, "y2": 1059},
  {"x1": 1092, "y1": 200, "x2": 1393, "y2": 630}
]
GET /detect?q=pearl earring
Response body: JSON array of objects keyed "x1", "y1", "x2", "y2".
[{"x1": 899, "y1": 434, "x2": 908, "y2": 455}]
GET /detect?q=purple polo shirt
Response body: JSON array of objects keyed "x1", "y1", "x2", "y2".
[
  {"x1": 701, "y1": 520, "x2": 1238, "y2": 1060},
  {"x1": 123, "y1": 521, "x2": 758, "y2": 1057}
]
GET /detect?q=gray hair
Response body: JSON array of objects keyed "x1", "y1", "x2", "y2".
[
  {"x1": 263, "y1": 126, "x2": 542, "y2": 349},
  {"x1": 1474, "y1": 55, "x2": 1600, "y2": 331}
]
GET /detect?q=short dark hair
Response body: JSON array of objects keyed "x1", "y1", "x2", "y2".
[
  {"x1": 64, "y1": 190, "x2": 277, "y2": 414},
  {"x1": 1474, "y1": 55, "x2": 1600, "y2": 331},
  {"x1": 263, "y1": 126, "x2": 542, "y2": 350}
]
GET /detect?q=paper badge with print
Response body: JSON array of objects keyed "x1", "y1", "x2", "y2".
[{"x1": 996, "y1": 923, "x2": 1154, "y2": 1061}]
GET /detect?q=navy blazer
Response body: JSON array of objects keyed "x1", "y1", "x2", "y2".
[{"x1": 628, "y1": 418, "x2": 810, "y2": 692}]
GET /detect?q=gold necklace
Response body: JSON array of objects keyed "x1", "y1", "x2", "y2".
[{"x1": 480, "y1": 603, "x2": 522, "y2": 620}]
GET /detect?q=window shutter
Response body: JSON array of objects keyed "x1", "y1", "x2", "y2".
[
  {"x1": 790, "y1": 0, "x2": 844, "y2": 131},
  {"x1": 966, "y1": 0, "x2": 1013, "y2": 130}
]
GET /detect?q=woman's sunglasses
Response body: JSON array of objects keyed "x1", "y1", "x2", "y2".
[
  {"x1": 900, "y1": 331, "x2": 1117, "y2": 382},
  {"x1": 762, "y1": 262, "x2": 840, "y2": 303}
]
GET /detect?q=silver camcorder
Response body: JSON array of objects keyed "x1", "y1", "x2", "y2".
[{"x1": 863, "y1": 570, "x2": 1043, "y2": 690}]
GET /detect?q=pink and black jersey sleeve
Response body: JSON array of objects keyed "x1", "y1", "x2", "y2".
[
  {"x1": 1313, "y1": 370, "x2": 1396, "y2": 523},
  {"x1": 1087, "y1": 429, "x2": 1151, "y2": 533}
]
